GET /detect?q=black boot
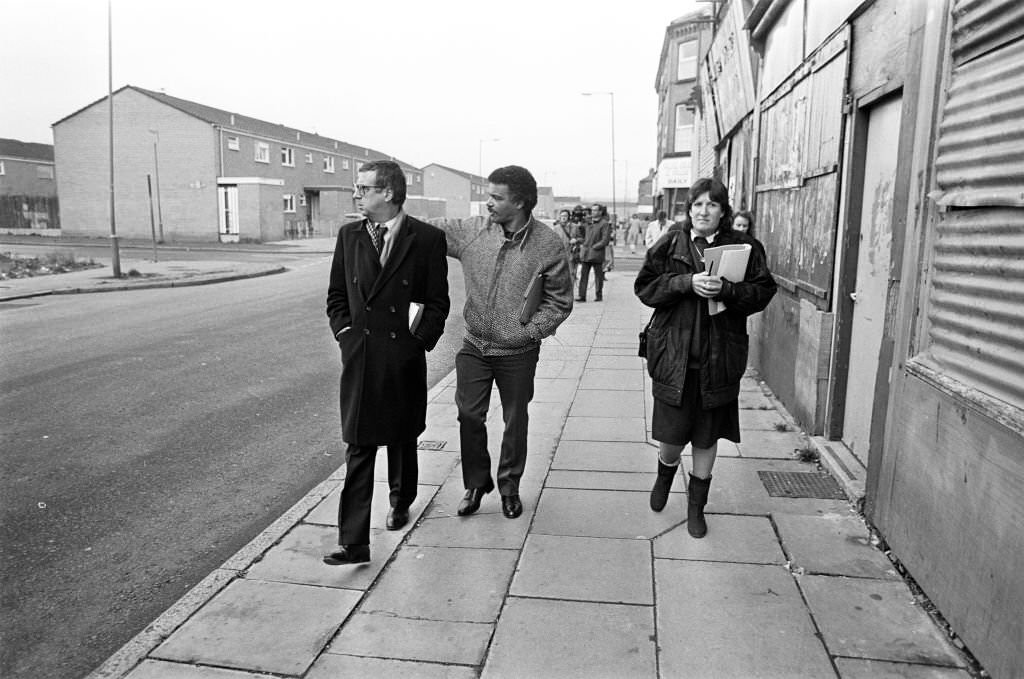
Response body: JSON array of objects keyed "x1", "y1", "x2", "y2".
[
  {"x1": 687, "y1": 474, "x2": 712, "y2": 538},
  {"x1": 649, "y1": 460, "x2": 678, "y2": 512}
]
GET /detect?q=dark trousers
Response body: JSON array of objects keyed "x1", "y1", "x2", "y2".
[
  {"x1": 455, "y1": 341, "x2": 539, "y2": 496},
  {"x1": 338, "y1": 440, "x2": 418, "y2": 546},
  {"x1": 578, "y1": 261, "x2": 604, "y2": 299}
]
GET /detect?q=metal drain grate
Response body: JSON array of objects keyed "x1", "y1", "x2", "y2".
[
  {"x1": 417, "y1": 440, "x2": 446, "y2": 451},
  {"x1": 757, "y1": 471, "x2": 846, "y2": 500}
]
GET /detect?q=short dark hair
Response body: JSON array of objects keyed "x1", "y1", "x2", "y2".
[
  {"x1": 359, "y1": 160, "x2": 407, "y2": 206},
  {"x1": 487, "y1": 165, "x2": 537, "y2": 214},
  {"x1": 687, "y1": 177, "x2": 733, "y2": 231},
  {"x1": 656, "y1": 210, "x2": 667, "y2": 220},
  {"x1": 734, "y1": 210, "x2": 755, "y2": 235}
]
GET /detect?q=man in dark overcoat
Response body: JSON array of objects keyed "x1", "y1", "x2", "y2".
[{"x1": 323, "y1": 160, "x2": 450, "y2": 565}]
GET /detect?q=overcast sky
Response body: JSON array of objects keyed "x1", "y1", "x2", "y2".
[{"x1": 2, "y1": 0, "x2": 701, "y2": 202}]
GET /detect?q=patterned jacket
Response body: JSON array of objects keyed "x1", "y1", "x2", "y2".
[{"x1": 431, "y1": 215, "x2": 574, "y2": 355}]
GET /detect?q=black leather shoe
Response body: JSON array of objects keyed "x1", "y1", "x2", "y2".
[
  {"x1": 457, "y1": 481, "x2": 494, "y2": 516},
  {"x1": 322, "y1": 545, "x2": 370, "y2": 565},
  {"x1": 501, "y1": 494, "x2": 523, "y2": 519},
  {"x1": 386, "y1": 507, "x2": 409, "y2": 531}
]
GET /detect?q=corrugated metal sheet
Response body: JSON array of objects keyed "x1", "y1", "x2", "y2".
[
  {"x1": 927, "y1": 208, "x2": 1024, "y2": 409},
  {"x1": 934, "y1": 37, "x2": 1024, "y2": 207},
  {"x1": 950, "y1": 0, "x2": 1024, "y2": 65}
]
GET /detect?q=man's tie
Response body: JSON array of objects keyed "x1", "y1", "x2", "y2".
[
  {"x1": 694, "y1": 235, "x2": 709, "y2": 255},
  {"x1": 369, "y1": 223, "x2": 387, "y2": 255}
]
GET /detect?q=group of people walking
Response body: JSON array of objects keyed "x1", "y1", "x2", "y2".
[{"x1": 323, "y1": 160, "x2": 775, "y2": 564}]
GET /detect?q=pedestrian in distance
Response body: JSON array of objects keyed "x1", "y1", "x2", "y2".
[
  {"x1": 431, "y1": 166, "x2": 573, "y2": 519},
  {"x1": 645, "y1": 210, "x2": 670, "y2": 249},
  {"x1": 733, "y1": 210, "x2": 755, "y2": 236},
  {"x1": 628, "y1": 213, "x2": 646, "y2": 253},
  {"x1": 553, "y1": 208, "x2": 581, "y2": 287},
  {"x1": 634, "y1": 178, "x2": 776, "y2": 538},
  {"x1": 577, "y1": 203, "x2": 611, "y2": 302},
  {"x1": 324, "y1": 160, "x2": 451, "y2": 565}
]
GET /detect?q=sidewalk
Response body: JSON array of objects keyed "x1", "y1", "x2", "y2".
[{"x1": 88, "y1": 268, "x2": 973, "y2": 679}]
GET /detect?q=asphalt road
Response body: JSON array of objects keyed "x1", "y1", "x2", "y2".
[{"x1": 0, "y1": 256, "x2": 466, "y2": 678}]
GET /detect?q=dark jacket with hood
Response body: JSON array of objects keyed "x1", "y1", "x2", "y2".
[{"x1": 634, "y1": 226, "x2": 776, "y2": 409}]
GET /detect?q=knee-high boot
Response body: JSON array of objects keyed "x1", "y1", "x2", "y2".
[
  {"x1": 687, "y1": 473, "x2": 712, "y2": 538},
  {"x1": 649, "y1": 460, "x2": 678, "y2": 512}
]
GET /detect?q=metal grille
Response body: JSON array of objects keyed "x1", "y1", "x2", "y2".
[
  {"x1": 417, "y1": 440, "x2": 446, "y2": 451},
  {"x1": 757, "y1": 471, "x2": 846, "y2": 500}
]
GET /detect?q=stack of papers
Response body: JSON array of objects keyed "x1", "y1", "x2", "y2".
[{"x1": 702, "y1": 244, "x2": 751, "y2": 315}]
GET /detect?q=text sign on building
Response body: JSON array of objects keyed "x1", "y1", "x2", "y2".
[{"x1": 657, "y1": 156, "x2": 692, "y2": 189}]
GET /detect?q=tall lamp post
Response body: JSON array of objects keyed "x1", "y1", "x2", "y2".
[
  {"x1": 582, "y1": 91, "x2": 616, "y2": 224},
  {"x1": 107, "y1": 0, "x2": 121, "y2": 277},
  {"x1": 478, "y1": 138, "x2": 500, "y2": 178},
  {"x1": 148, "y1": 128, "x2": 164, "y2": 242}
]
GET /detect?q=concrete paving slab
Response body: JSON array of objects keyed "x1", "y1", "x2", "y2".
[
  {"x1": 800, "y1": 575, "x2": 965, "y2": 667},
  {"x1": 510, "y1": 534, "x2": 653, "y2": 604},
  {"x1": 551, "y1": 439, "x2": 656, "y2": 472},
  {"x1": 654, "y1": 515, "x2": 786, "y2": 565},
  {"x1": 532, "y1": 488, "x2": 681, "y2": 539},
  {"x1": 740, "y1": 408, "x2": 794, "y2": 431},
  {"x1": 534, "y1": 359, "x2": 587, "y2": 379},
  {"x1": 591, "y1": 346, "x2": 640, "y2": 356},
  {"x1": 408, "y1": 509, "x2": 533, "y2": 549},
  {"x1": 739, "y1": 389, "x2": 774, "y2": 409},
  {"x1": 740, "y1": 378, "x2": 765, "y2": 391},
  {"x1": 482, "y1": 597, "x2": 656, "y2": 679},
  {"x1": 546, "y1": 469, "x2": 666, "y2": 492},
  {"x1": 124, "y1": 660, "x2": 271, "y2": 678},
  {"x1": 535, "y1": 344, "x2": 591, "y2": 360},
  {"x1": 245, "y1": 524, "x2": 402, "y2": 590},
  {"x1": 834, "y1": 658, "x2": 973, "y2": 678},
  {"x1": 528, "y1": 406, "x2": 571, "y2": 435},
  {"x1": 709, "y1": 458, "x2": 853, "y2": 516},
  {"x1": 359, "y1": 546, "x2": 519, "y2": 622},
  {"x1": 656, "y1": 560, "x2": 834, "y2": 678},
  {"x1": 585, "y1": 353, "x2": 645, "y2": 370},
  {"x1": 737, "y1": 429, "x2": 807, "y2": 459},
  {"x1": 561, "y1": 416, "x2": 648, "y2": 442},
  {"x1": 152, "y1": 579, "x2": 359, "y2": 675},
  {"x1": 532, "y1": 377, "x2": 580, "y2": 403},
  {"x1": 326, "y1": 612, "x2": 492, "y2": 666},
  {"x1": 774, "y1": 513, "x2": 900, "y2": 579},
  {"x1": 579, "y1": 368, "x2": 645, "y2": 390},
  {"x1": 304, "y1": 481, "x2": 435, "y2": 528},
  {"x1": 307, "y1": 654, "x2": 477, "y2": 679},
  {"x1": 569, "y1": 389, "x2": 646, "y2": 418}
]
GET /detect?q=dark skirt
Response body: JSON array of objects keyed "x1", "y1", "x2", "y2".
[{"x1": 652, "y1": 369, "x2": 740, "y2": 448}]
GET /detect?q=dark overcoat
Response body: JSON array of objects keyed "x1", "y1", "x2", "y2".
[
  {"x1": 634, "y1": 227, "x2": 776, "y2": 409},
  {"x1": 326, "y1": 215, "x2": 450, "y2": 445}
]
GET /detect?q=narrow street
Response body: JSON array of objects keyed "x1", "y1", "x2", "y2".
[{"x1": 0, "y1": 258, "x2": 465, "y2": 678}]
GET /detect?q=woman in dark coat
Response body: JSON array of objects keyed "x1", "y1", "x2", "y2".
[{"x1": 634, "y1": 178, "x2": 776, "y2": 538}]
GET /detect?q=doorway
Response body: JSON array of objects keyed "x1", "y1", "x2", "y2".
[{"x1": 218, "y1": 185, "x2": 239, "y2": 243}]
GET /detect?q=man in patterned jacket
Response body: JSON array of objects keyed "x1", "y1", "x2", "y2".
[{"x1": 432, "y1": 166, "x2": 573, "y2": 519}]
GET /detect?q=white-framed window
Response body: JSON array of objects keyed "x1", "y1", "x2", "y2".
[
  {"x1": 323, "y1": 156, "x2": 335, "y2": 173},
  {"x1": 227, "y1": 136, "x2": 240, "y2": 151},
  {"x1": 0, "y1": 160, "x2": 5, "y2": 175},
  {"x1": 405, "y1": 172, "x2": 412, "y2": 183},
  {"x1": 298, "y1": 193, "x2": 306, "y2": 207},
  {"x1": 674, "y1": 105, "x2": 694, "y2": 153},
  {"x1": 676, "y1": 39, "x2": 697, "y2": 80},
  {"x1": 414, "y1": 174, "x2": 420, "y2": 183},
  {"x1": 305, "y1": 152, "x2": 313, "y2": 164},
  {"x1": 255, "y1": 141, "x2": 270, "y2": 163},
  {"x1": 283, "y1": 194, "x2": 295, "y2": 212},
  {"x1": 342, "y1": 158, "x2": 350, "y2": 170},
  {"x1": 36, "y1": 165, "x2": 54, "y2": 180},
  {"x1": 281, "y1": 147, "x2": 294, "y2": 166}
]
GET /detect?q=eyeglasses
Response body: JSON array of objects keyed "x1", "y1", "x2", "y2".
[{"x1": 353, "y1": 184, "x2": 385, "y2": 197}]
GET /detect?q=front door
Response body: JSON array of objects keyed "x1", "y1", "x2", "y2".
[
  {"x1": 218, "y1": 185, "x2": 239, "y2": 243},
  {"x1": 842, "y1": 95, "x2": 902, "y2": 462}
]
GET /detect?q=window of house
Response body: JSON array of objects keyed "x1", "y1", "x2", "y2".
[
  {"x1": 674, "y1": 105, "x2": 694, "y2": 153},
  {"x1": 227, "y1": 136, "x2": 240, "y2": 151},
  {"x1": 0, "y1": 161, "x2": 5, "y2": 175},
  {"x1": 281, "y1": 147, "x2": 294, "y2": 167},
  {"x1": 36, "y1": 165, "x2": 54, "y2": 180},
  {"x1": 342, "y1": 158, "x2": 350, "y2": 170},
  {"x1": 283, "y1": 194, "x2": 295, "y2": 212},
  {"x1": 255, "y1": 141, "x2": 270, "y2": 163},
  {"x1": 298, "y1": 193, "x2": 306, "y2": 207},
  {"x1": 305, "y1": 152, "x2": 313, "y2": 164},
  {"x1": 405, "y1": 172, "x2": 412, "y2": 183},
  {"x1": 323, "y1": 156, "x2": 335, "y2": 173},
  {"x1": 676, "y1": 39, "x2": 697, "y2": 81}
]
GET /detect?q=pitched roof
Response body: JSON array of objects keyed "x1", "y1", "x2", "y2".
[
  {"x1": 0, "y1": 138, "x2": 54, "y2": 161},
  {"x1": 53, "y1": 85, "x2": 420, "y2": 172},
  {"x1": 423, "y1": 162, "x2": 486, "y2": 183}
]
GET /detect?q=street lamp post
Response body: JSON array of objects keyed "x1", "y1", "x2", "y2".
[
  {"x1": 478, "y1": 137, "x2": 500, "y2": 178},
  {"x1": 107, "y1": 0, "x2": 121, "y2": 277},
  {"x1": 582, "y1": 91, "x2": 616, "y2": 225},
  {"x1": 148, "y1": 128, "x2": 164, "y2": 242}
]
